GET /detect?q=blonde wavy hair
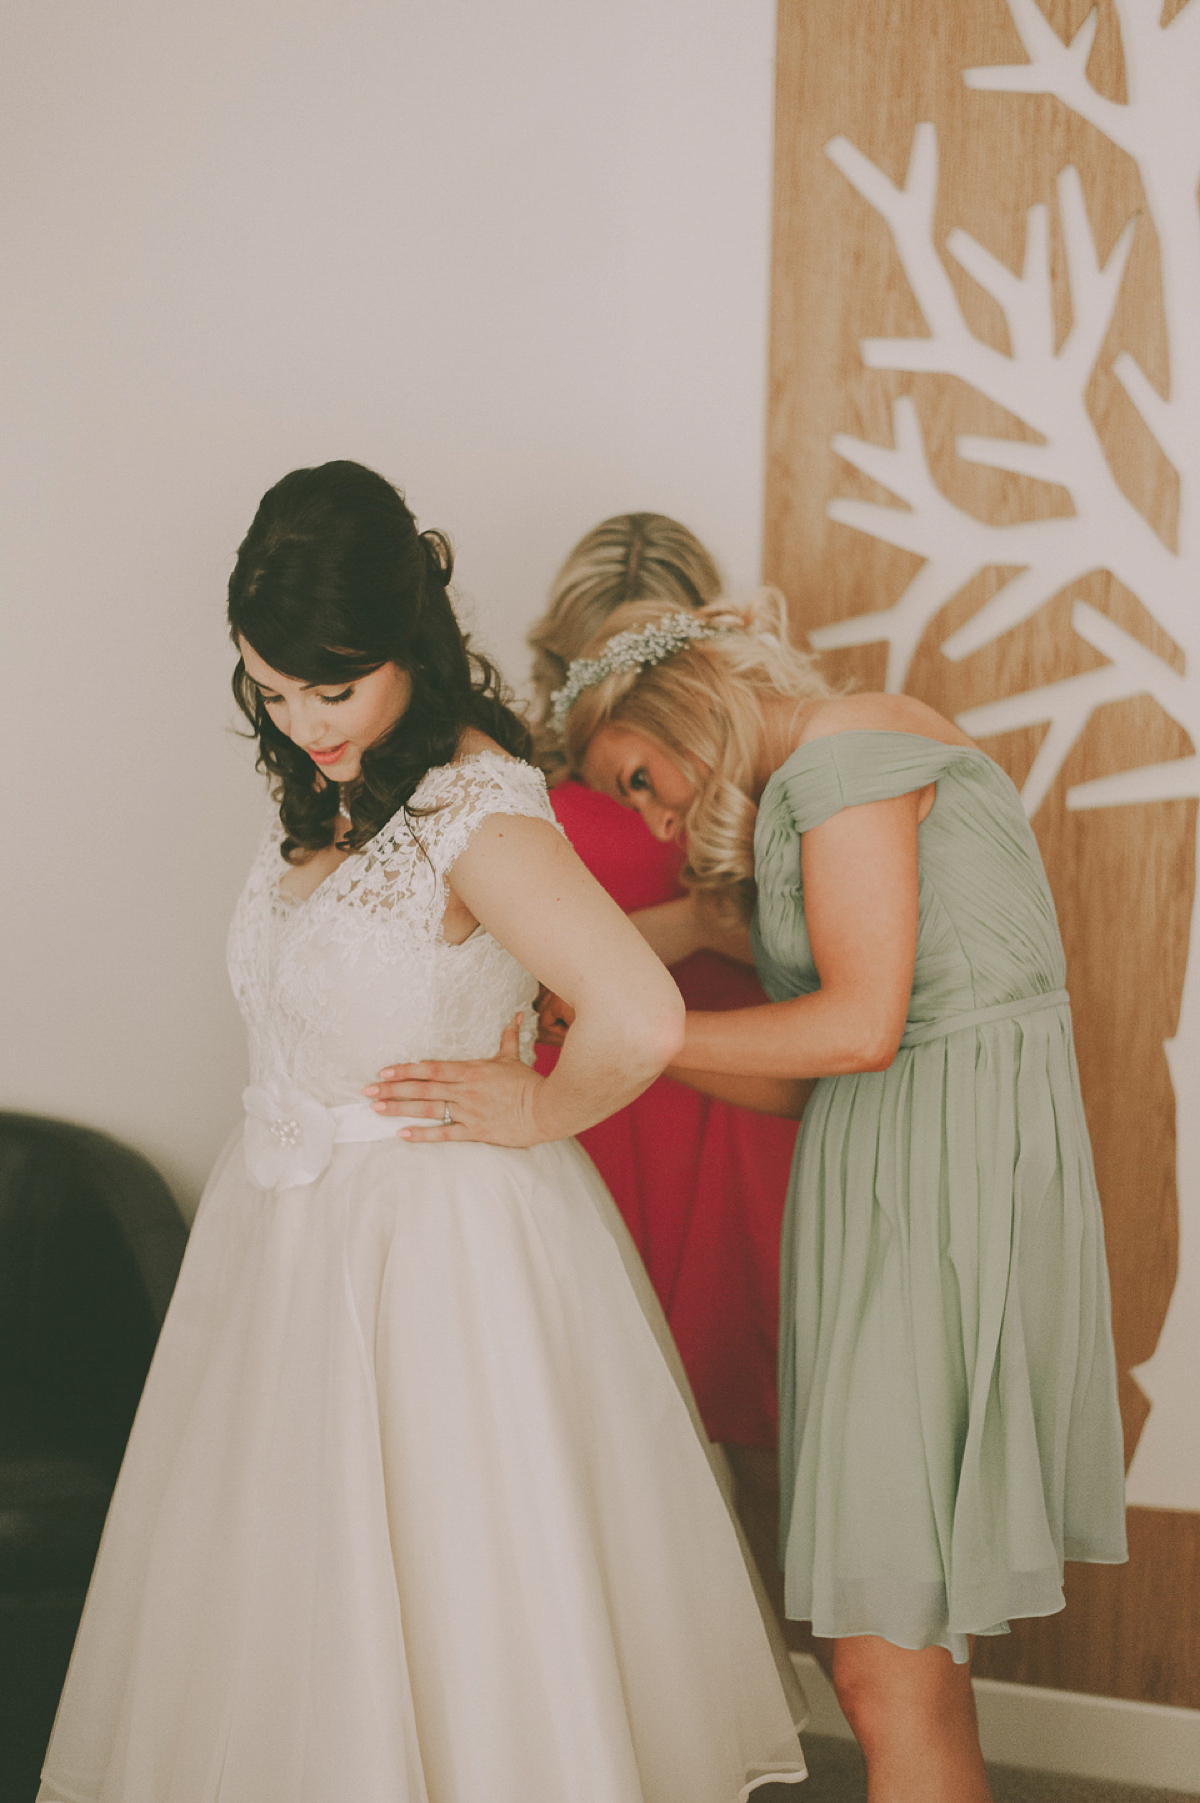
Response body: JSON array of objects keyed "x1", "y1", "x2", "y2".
[
  {"x1": 562, "y1": 590, "x2": 837, "y2": 922},
  {"x1": 527, "y1": 513, "x2": 722, "y2": 777}
]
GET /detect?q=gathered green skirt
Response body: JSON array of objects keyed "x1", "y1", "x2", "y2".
[{"x1": 778, "y1": 995, "x2": 1128, "y2": 1662}]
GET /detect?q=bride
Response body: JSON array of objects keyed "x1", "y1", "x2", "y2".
[{"x1": 37, "y1": 460, "x2": 805, "y2": 1803}]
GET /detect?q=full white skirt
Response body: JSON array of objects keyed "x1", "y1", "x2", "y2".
[{"x1": 39, "y1": 1130, "x2": 805, "y2": 1803}]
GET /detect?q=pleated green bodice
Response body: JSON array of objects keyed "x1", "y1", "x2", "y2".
[{"x1": 753, "y1": 731, "x2": 1065, "y2": 1029}]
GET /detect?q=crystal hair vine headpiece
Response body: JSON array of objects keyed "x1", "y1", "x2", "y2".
[{"x1": 550, "y1": 611, "x2": 737, "y2": 733}]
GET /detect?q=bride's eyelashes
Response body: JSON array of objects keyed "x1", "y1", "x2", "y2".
[
  {"x1": 256, "y1": 684, "x2": 355, "y2": 707},
  {"x1": 629, "y1": 768, "x2": 651, "y2": 793}
]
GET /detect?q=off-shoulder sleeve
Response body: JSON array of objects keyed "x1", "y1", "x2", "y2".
[{"x1": 762, "y1": 731, "x2": 982, "y2": 835}]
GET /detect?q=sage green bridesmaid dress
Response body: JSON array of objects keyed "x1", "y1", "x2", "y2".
[{"x1": 752, "y1": 731, "x2": 1127, "y2": 1662}]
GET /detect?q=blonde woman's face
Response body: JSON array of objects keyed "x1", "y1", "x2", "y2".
[{"x1": 581, "y1": 724, "x2": 697, "y2": 842}]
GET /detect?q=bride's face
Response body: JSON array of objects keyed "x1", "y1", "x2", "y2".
[
  {"x1": 581, "y1": 724, "x2": 698, "y2": 842},
  {"x1": 239, "y1": 638, "x2": 412, "y2": 783}
]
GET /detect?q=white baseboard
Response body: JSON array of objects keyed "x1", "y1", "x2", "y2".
[{"x1": 792, "y1": 1652, "x2": 1200, "y2": 1795}]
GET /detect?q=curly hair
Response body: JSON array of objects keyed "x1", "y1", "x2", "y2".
[
  {"x1": 227, "y1": 460, "x2": 530, "y2": 862},
  {"x1": 562, "y1": 590, "x2": 838, "y2": 922},
  {"x1": 526, "y1": 512, "x2": 722, "y2": 779}
]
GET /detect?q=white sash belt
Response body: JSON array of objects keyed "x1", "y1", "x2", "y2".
[
  {"x1": 330, "y1": 1099, "x2": 430, "y2": 1141},
  {"x1": 242, "y1": 1081, "x2": 431, "y2": 1191}
]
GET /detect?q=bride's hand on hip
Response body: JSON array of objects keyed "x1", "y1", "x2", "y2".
[{"x1": 363, "y1": 1015, "x2": 544, "y2": 1147}]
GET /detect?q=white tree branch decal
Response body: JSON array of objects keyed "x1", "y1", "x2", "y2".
[{"x1": 815, "y1": 0, "x2": 1200, "y2": 1508}]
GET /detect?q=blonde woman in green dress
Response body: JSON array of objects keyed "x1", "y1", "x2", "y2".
[{"x1": 376, "y1": 591, "x2": 1128, "y2": 1803}]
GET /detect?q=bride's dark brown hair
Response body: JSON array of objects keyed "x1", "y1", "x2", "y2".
[{"x1": 227, "y1": 460, "x2": 530, "y2": 863}]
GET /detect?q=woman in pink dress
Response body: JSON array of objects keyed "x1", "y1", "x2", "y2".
[{"x1": 527, "y1": 515, "x2": 802, "y2": 1605}]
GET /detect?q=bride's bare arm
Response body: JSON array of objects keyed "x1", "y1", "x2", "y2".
[{"x1": 365, "y1": 813, "x2": 684, "y2": 1146}]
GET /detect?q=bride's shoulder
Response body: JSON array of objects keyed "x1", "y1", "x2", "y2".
[
  {"x1": 405, "y1": 737, "x2": 554, "y2": 853},
  {"x1": 455, "y1": 727, "x2": 508, "y2": 763},
  {"x1": 422, "y1": 732, "x2": 546, "y2": 798}
]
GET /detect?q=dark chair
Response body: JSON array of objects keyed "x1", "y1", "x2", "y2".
[{"x1": 0, "y1": 1112, "x2": 188, "y2": 1802}]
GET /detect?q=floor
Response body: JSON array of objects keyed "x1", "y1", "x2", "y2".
[{"x1": 756, "y1": 1734, "x2": 1200, "y2": 1803}]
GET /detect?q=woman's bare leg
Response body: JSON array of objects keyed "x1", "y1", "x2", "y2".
[{"x1": 831, "y1": 1634, "x2": 992, "y2": 1803}]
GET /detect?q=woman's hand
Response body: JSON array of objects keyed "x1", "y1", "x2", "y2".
[
  {"x1": 629, "y1": 894, "x2": 756, "y2": 968},
  {"x1": 628, "y1": 897, "x2": 704, "y2": 966},
  {"x1": 535, "y1": 986, "x2": 575, "y2": 1047},
  {"x1": 364, "y1": 1015, "x2": 547, "y2": 1146},
  {"x1": 697, "y1": 908, "x2": 756, "y2": 966}
]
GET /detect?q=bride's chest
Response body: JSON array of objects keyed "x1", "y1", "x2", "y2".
[
  {"x1": 278, "y1": 843, "x2": 478, "y2": 944},
  {"x1": 228, "y1": 834, "x2": 522, "y2": 1022},
  {"x1": 233, "y1": 840, "x2": 439, "y2": 986},
  {"x1": 277, "y1": 841, "x2": 351, "y2": 905}
]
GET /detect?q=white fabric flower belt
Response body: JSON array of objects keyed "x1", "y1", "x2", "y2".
[{"x1": 242, "y1": 1080, "x2": 429, "y2": 1191}]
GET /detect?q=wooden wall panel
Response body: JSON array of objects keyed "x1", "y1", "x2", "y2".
[{"x1": 766, "y1": 0, "x2": 1200, "y2": 1707}]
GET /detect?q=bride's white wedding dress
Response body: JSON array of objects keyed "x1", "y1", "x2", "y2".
[{"x1": 39, "y1": 751, "x2": 806, "y2": 1803}]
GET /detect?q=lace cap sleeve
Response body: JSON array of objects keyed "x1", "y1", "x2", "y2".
[{"x1": 406, "y1": 751, "x2": 559, "y2": 876}]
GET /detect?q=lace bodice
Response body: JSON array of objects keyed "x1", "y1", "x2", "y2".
[{"x1": 227, "y1": 752, "x2": 554, "y2": 1110}]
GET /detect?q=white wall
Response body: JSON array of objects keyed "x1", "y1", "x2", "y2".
[{"x1": 0, "y1": 0, "x2": 776, "y2": 1217}]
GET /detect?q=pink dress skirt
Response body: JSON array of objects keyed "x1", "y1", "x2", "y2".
[{"x1": 538, "y1": 780, "x2": 798, "y2": 1447}]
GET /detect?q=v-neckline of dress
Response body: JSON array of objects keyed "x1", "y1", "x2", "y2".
[{"x1": 273, "y1": 747, "x2": 513, "y2": 914}]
